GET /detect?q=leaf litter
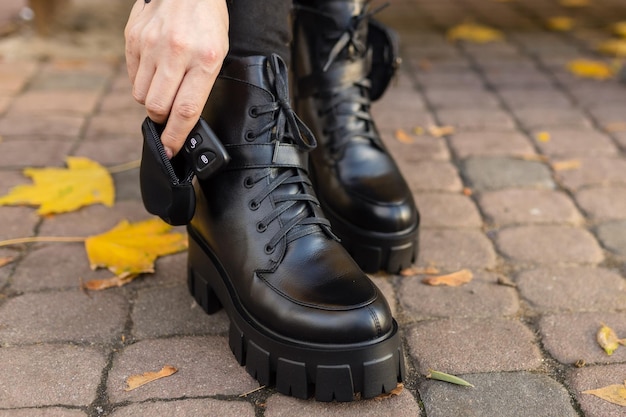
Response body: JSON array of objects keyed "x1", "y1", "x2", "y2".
[{"x1": 125, "y1": 365, "x2": 178, "y2": 391}]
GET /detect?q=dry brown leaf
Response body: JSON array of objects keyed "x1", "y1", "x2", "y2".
[
  {"x1": 400, "y1": 266, "x2": 441, "y2": 276},
  {"x1": 597, "y1": 323, "x2": 625, "y2": 355},
  {"x1": 551, "y1": 159, "x2": 581, "y2": 171},
  {"x1": 462, "y1": 187, "x2": 473, "y2": 196},
  {"x1": 496, "y1": 276, "x2": 517, "y2": 288},
  {"x1": 517, "y1": 154, "x2": 550, "y2": 163},
  {"x1": 604, "y1": 122, "x2": 626, "y2": 132},
  {"x1": 413, "y1": 126, "x2": 425, "y2": 135},
  {"x1": 374, "y1": 383, "x2": 404, "y2": 401},
  {"x1": 428, "y1": 125, "x2": 455, "y2": 137},
  {"x1": 422, "y1": 269, "x2": 473, "y2": 287},
  {"x1": 0, "y1": 257, "x2": 15, "y2": 268},
  {"x1": 394, "y1": 129, "x2": 414, "y2": 144},
  {"x1": 84, "y1": 274, "x2": 140, "y2": 291},
  {"x1": 546, "y1": 16, "x2": 575, "y2": 32},
  {"x1": 125, "y1": 365, "x2": 178, "y2": 391},
  {"x1": 582, "y1": 381, "x2": 626, "y2": 406}
]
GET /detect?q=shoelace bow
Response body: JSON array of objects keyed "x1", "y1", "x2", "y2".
[
  {"x1": 247, "y1": 54, "x2": 336, "y2": 253},
  {"x1": 298, "y1": 3, "x2": 389, "y2": 155}
]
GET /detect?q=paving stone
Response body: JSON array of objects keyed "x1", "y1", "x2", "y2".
[
  {"x1": 0, "y1": 247, "x2": 19, "y2": 288},
  {"x1": 568, "y1": 364, "x2": 626, "y2": 417},
  {"x1": 10, "y1": 244, "x2": 117, "y2": 291},
  {"x1": 516, "y1": 266, "x2": 626, "y2": 312},
  {"x1": 416, "y1": 72, "x2": 485, "y2": 90},
  {"x1": 84, "y1": 113, "x2": 145, "y2": 140},
  {"x1": 398, "y1": 271, "x2": 519, "y2": 320},
  {"x1": 383, "y1": 131, "x2": 450, "y2": 163},
  {"x1": 538, "y1": 312, "x2": 626, "y2": 365},
  {"x1": 73, "y1": 137, "x2": 142, "y2": 166},
  {"x1": 109, "y1": 399, "x2": 255, "y2": 417},
  {"x1": 586, "y1": 105, "x2": 626, "y2": 128},
  {"x1": 462, "y1": 157, "x2": 554, "y2": 191},
  {"x1": 0, "y1": 61, "x2": 39, "y2": 95},
  {"x1": 437, "y1": 108, "x2": 516, "y2": 130},
  {"x1": 107, "y1": 336, "x2": 258, "y2": 402},
  {"x1": 9, "y1": 91, "x2": 101, "y2": 115},
  {"x1": 448, "y1": 130, "x2": 536, "y2": 159},
  {"x1": 127, "y1": 252, "x2": 188, "y2": 289},
  {"x1": 0, "y1": 344, "x2": 106, "y2": 407},
  {"x1": 99, "y1": 91, "x2": 146, "y2": 114},
  {"x1": 477, "y1": 189, "x2": 583, "y2": 226},
  {"x1": 596, "y1": 220, "x2": 626, "y2": 256},
  {"x1": 420, "y1": 372, "x2": 578, "y2": 417},
  {"x1": 555, "y1": 157, "x2": 626, "y2": 190},
  {"x1": 417, "y1": 229, "x2": 497, "y2": 270},
  {"x1": 0, "y1": 206, "x2": 39, "y2": 241},
  {"x1": 610, "y1": 131, "x2": 626, "y2": 151},
  {"x1": 0, "y1": 408, "x2": 87, "y2": 417},
  {"x1": 495, "y1": 225, "x2": 604, "y2": 265},
  {"x1": 132, "y1": 284, "x2": 229, "y2": 339},
  {"x1": 0, "y1": 139, "x2": 75, "y2": 168},
  {"x1": 498, "y1": 89, "x2": 573, "y2": 109},
  {"x1": 27, "y1": 71, "x2": 110, "y2": 92},
  {"x1": 373, "y1": 108, "x2": 435, "y2": 133},
  {"x1": 0, "y1": 95, "x2": 13, "y2": 114},
  {"x1": 414, "y1": 192, "x2": 482, "y2": 228},
  {"x1": 0, "y1": 290, "x2": 129, "y2": 345},
  {"x1": 484, "y1": 70, "x2": 555, "y2": 89},
  {"x1": 424, "y1": 89, "x2": 500, "y2": 109},
  {"x1": 399, "y1": 160, "x2": 463, "y2": 192},
  {"x1": 575, "y1": 186, "x2": 626, "y2": 221},
  {"x1": 0, "y1": 114, "x2": 84, "y2": 137},
  {"x1": 512, "y1": 107, "x2": 592, "y2": 130},
  {"x1": 406, "y1": 318, "x2": 542, "y2": 375},
  {"x1": 407, "y1": 56, "x2": 472, "y2": 74},
  {"x1": 112, "y1": 168, "x2": 142, "y2": 202},
  {"x1": 531, "y1": 128, "x2": 617, "y2": 157},
  {"x1": 264, "y1": 389, "x2": 421, "y2": 417}
]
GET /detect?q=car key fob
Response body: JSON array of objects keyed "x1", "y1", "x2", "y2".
[{"x1": 139, "y1": 117, "x2": 229, "y2": 226}]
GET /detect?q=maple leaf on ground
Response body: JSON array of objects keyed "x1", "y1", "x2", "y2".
[
  {"x1": 0, "y1": 157, "x2": 114, "y2": 215},
  {"x1": 85, "y1": 218, "x2": 188, "y2": 278}
]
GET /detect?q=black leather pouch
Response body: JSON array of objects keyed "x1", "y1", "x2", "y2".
[
  {"x1": 368, "y1": 18, "x2": 401, "y2": 101},
  {"x1": 140, "y1": 118, "x2": 196, "y2": 226}
]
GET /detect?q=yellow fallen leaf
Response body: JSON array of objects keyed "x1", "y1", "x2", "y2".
[
  {"x1": 547, "y1": 17, "x2": 574, "y2": 32},
  {"x1": 598, "y1": 39, "x2": 626, "y2": 57},
  {"x1": 394, "y1": 129, "x2": 414, "y2": 144},
  {"x1": 85, "y1": 218, "x2": 188, "y2": 278},
  {"x1": 596, "y1": 323, "x2": 625, "y2": 356},
  {"x1": 447, "y1": 23, "x2": 504, "y2": 43},
  {"x1": 422, "y1": 269, "x2": 473, "y2": 287},
  {"x1": 413, "y1": 126, "x2": 425, "y2": 135},
  {"x1": 125, "y1": 365, "x2": 178, "y2": 391},
  {"x1": 428, "y1": 125, "x2": 455, "y2": 137},
  {"x1": 612, "y1": 22, "x2": 626, "y2": 38},
  {"x1": 582, "y1": 381, "x2": 626, "y2": 406},
  {"x1": 536, "y1": 131, "x2": 551, "y2": 142},
  {"x1": 0, "y1": 157, "x2": 114, "y2": 215},
  {"x1": 567, "y1": 59, "x2": 615, "y2": 80},
  {"x1": 0, "y1": 256, "x2": 15, "y2": 267},
  {"x1": 559, "y1": 0, "x2": 589, "y2": 6},
  {"x1": 551, "y1": 159, "x2": 581, "y2": 171}
]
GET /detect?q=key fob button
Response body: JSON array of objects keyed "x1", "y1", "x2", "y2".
[
  {"x1": 187, "y1": 135, "x2": 203, "y2": 151},
  {"x1": 198, "y1": 152, "x2": 216, "y2": 168}
]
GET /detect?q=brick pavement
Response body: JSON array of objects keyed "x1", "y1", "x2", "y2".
[{"x1": 0, "y1": 0, "x2": 626, "y2": 416}]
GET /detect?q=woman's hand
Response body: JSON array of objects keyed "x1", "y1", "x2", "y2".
[{"x1": 125, "y1": 0, "x2": 229, "y2": 158}]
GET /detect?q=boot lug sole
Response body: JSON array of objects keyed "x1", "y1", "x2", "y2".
[{"x1": 186, "y1": 228, "x2": 406, "y2": 401}]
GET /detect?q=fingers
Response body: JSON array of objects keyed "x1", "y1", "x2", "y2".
[{"x1": 159, "y1": 65, "x2": 217, "y2": 158}]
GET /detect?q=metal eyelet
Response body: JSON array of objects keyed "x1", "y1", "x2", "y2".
[
  {"x1": 264, "y1": 244, "x2": 275, "y2": 254},
  {"x1": 256, "y1": 222, "x2": 267, "y2": 232},
  {"x1": 243, "y1": 176, "x2": 254, "y2": 188},
  {"x1": 248, "y1": 200, "x2": 260, "y2": 211},
  {"x1": 245, "y1": 130, "x2": 256, "y2": 142},
  {"x1": 249, "y1": 106, "x2": 259, "y2": 118}
]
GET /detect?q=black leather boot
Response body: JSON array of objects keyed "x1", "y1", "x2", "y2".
[
  {"x1": 292, "y1": 0, "x2": 419, "y2": 273},
  {"x1": 189, "y1": 54, "x2": 404, "y2": 401}
]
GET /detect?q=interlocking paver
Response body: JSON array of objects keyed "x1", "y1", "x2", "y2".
[
  {"x1": 595, "y1": 219, "x2": 626, "y2": 257},
  {"x1": 0, "y1": 290, "x2": 129, "y2": 344},
  {"x1": 477, "y1": 188, "x2": 583, "y2": 226},
  {"x1": 406, "y1": 318, "x2": 542, "y2": 375},
  {"x1": 462, "y1": 157, "x2": 554, "y2": 191},
  {"x1": 84, "y1": 113, "x2": 145, "y2": 140},
  {"x1": 424, "y1": 89, "x2": 500, "y2": 109},
  {"x1": 555, "y1": 156, "x2": 626, "y2": 190},
  {"x1": 448, "y1": 130, "x2": 536, "y2": 159},
  {"x1": 538, "y1": 312, "x2": 626, "y2": 365},
  {"x1": 575, "y1": 186, "x2": 626, "y2": 221},
  {"x1": 0, "y1": 114, "x2": 84, "y2": 137},
  {"x1": 568, "y1": 364, "x2": 626, "y2": 417},
  {"x1": 516, "y1": 266, "x2": 626, "y2": 312},
  {"x1": 437, "y1": 108, "x2": 516, "y2": 130},
  {"x1": 420, "y1": 372, "x2": 579, "y2": 417},
  {"x1": 398, "y1": 271, "x2": 519, "y2": 320},
  {"x1": 73, "y1": 137, "x2": 142, "y2": 166},
  {"x1": 417, "y1": 229, "x2": 497, "y2": 270},
  {"x1": 0, "y1": 409, "x2": 87, "y2": 417},
  {"x1": 399, "y1": 160, "x2": 463, "y2": 192},
  {"x1": 0, "y1": 138, "x2": 75, "y2": 168},
  {"x1": 498, "y1": 88, "x2": 573, "y2": 109},
  {"x1": 9, "y1": 91, "x2": 101, "y2": 115},
  {"x1": 132, "y1": 284, "x2": 230, "y2": 339},
  {"x1": 383, "y1": 132, "x2": 450, "y2": 162},
  {"x1": 531, "y1": 128, "x2": 618, "y2": 157},
  {"x1": 0, "y1": 344, "x2": 106, "y2": 408},
  {"x1": 495, "y1": 225, "x2": 604, "y2": 265},
  {"x1": 109, "y1": 399, "x2": 256, "y2": 417},
  {"x1": 415, "y1": 192, "x2": 482, "y2": 228},
  {"x1": 512, "y1": 107, "x2": 592, "y2": 130},
  {"x1": 264, "y1": 389, "x2": 421, "y2": 417},
  {"x1": 0, "y1": 206, "x2": 39, "y2": 241},
  {"x1": 107, "y1": 337, "x2": 258, "y2": 403}
]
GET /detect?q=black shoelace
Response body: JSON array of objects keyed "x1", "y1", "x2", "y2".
[{"x1": 246, "y1": 55, "x2": 336, "y2": 253}]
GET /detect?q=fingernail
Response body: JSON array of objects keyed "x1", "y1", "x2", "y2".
[{"x1": 164, "y1": 146, "x2": 173, "y2": 159}]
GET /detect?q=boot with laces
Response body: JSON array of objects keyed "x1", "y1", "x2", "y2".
[
  {"x1": 292, "y1": 0, "x2": 419, "y2": 273},
  {"x1": 188, "y1": 54, "x2": 404, "y2": 401}
]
